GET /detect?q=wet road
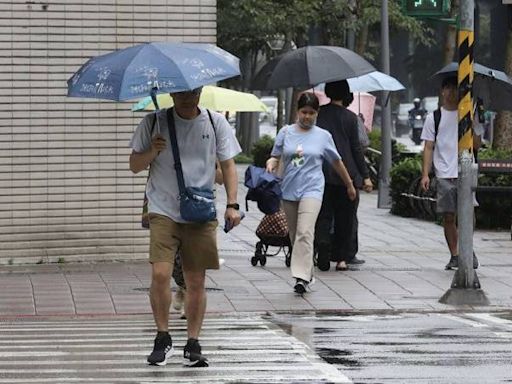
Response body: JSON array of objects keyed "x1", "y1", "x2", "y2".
[{"x1": 270, "y1": 312, "x2": 512, "y2": 384}]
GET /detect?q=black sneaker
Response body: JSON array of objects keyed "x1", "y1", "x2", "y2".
[
  {"x1": 294, "y1": 278, "x2": 308, "y2": 294},
  {"x1": 347, "y1": 256, "x2": 366, "y2": 265},
  {"x1": 445, "y1": 256, "x2": 459, "y2": 270},
  {"x1": 473, "y1": 252, "x2": 479, "y2": 269},
  {"x1": 183, "y1": 338, "x2": 208, "y2": 367},
  {"x1": 147, "y1": 333, "x2": 173, "y2": 366}
]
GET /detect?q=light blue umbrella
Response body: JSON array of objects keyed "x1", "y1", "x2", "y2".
[
  {"x1": 347, "y1": 71, "x2": 405, "y2": 92},
  {"x1": 67, "y1": 42, "x2": 240, "y2": 101}
]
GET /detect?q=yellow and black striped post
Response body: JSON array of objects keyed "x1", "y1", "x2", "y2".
[
  {"x1": 440, "y1": 1, "x2": 489, "y2": 305},
  {"x1": 457, "y1": 29, "x2": 474, "y2": 153}
]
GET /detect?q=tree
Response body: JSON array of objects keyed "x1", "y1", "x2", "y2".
[
  {"x1": 493, "y1": 26, "x2": 512, "y2": 150},
  {"x1": 217, "y1": 0, "x2": 433, "y2": 85}
]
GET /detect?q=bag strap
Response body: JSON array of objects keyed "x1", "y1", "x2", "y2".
[
  {"x1": 146, "y1": 112, "x2": 157, "y2": 179},
  {"x1": 433, "y1": 108, "x2": 441, "y2": 142},
  {"x1": 166, "y1": 108, "x2": 187, "y2": 195}
]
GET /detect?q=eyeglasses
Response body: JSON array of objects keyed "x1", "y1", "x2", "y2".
[{"x1": 173, "y1": 87, "x2": 202, "y2": 96}]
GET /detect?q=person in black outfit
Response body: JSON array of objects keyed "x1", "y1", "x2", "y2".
[{"x1": 315, "y1": 80, "x2": 373, "y2": 271}]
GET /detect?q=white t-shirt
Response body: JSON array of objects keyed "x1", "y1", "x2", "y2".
[
  {"x1": 130, "y1": 107, "x2": 241, "y2": 222},
  {"x1": 421, "y1": 107, "x2": 483, "y2": 179}
]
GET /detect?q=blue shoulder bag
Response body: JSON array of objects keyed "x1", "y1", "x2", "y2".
[{"x1": 166, "y1": 108, "x2": 217, "y2": 223}]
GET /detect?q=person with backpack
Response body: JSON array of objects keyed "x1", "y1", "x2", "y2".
[
  {"x1": 265, "y1": 92, "x2": 356, "y2": 294},
  {"x1": 420, "y1": 76, "x2": 483, "y2": 270},
  {"x1": 129, "y1": 87, "x2": 242, "y2": 367}
]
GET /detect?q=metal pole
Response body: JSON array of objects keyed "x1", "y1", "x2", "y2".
[
  {"x1": 378, "y1": 0, "x2": 392, "y2": 208},
  {"x1": 439, "y1": 0, "x2": 489, "y2": 306}
]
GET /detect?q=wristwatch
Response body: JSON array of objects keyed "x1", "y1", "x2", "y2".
[{"x1": 226, "y1": 203, "x2": 240, "y2": 210}]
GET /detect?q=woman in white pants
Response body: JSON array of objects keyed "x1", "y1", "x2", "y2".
[{"x1": 266, "y1": 93, "x2": 356, "y2": 294}]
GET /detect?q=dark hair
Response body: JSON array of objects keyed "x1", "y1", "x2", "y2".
[
  {"x1": 324, "y1": 80, "x2": 350, "y2": 101},
  {"x1": 441, "y1": 76, "x2": 457, "y2": 89},
  {"x1": 342, "y1": 92, "x2": 354, "y2": 107},
  {"x1": 297, "y1": 92, "x2": 320, "y2": 111}
]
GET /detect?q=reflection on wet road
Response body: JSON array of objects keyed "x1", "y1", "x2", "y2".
[{"x1": 269, "y1": 312, "x2": 512, "y2": 383}]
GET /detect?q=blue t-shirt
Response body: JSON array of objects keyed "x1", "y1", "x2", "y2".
[{"x1": 271, "y1": 124, "x2": 341, "y2": 201}]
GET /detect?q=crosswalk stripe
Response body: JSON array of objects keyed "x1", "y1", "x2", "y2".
[{"x1": 0, "y1": 315, "x2": 352, "y2": 384}]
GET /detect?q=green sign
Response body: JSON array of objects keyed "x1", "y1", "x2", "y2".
[{"x1": 402, "y1": 0, "x2": 451, "y2": 17}]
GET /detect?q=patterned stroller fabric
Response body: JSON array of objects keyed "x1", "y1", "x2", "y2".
[{"x1": 256, "y1": 210, "x2": 289, "y2": 240}]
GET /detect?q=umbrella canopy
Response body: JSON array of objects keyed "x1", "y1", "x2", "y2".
[
  {"x1": 347, "y1": 71, "x2": 405, "y2": 92},
  {"x1": 433, "y1": 62, "x2": 512, "y2": 111},
  {"x1": 251, "y1": 45, "x2": 375, "y2": 90},
  {"x1": 67, "y1": 42, "x2": 240, "y2": 101},
  {"x1": 132, "y1": 85, "x2": 268, "y2": 112}
]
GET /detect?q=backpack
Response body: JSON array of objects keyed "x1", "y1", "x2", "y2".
[
  {"x1": 244, "y1": 165, "x2": 282, "y2": 215},
  {"x1": 433, "y1": 108, "x2": 478, "y2": 161}
]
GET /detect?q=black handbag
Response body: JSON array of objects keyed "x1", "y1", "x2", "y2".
[{"x1": 166, "y1": 108, "x2": 217, "y2": 223}]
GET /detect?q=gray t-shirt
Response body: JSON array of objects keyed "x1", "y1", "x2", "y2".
[
  {"x1": 271, "y1": 124, "x2": 341, "y2": 201},
  {"x1": 130, "y1": 107, "x2": 241, "y2": 222}
]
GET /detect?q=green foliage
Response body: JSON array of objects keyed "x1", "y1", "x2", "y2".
[
  {"x1": 217, "y1": 0, "x2": 433, "y2": 83},
  {"x1": 388, "y1": 147, "x2": 512, "y2": 230},
  {"x1": 475, "y1": 148, "x2": 512, "y2": 229},
  {"x1": 234, "y1": 153, "x2": 253, "y2": 164},
  {"x1": 251, "y1": 135, "x2": 275, "y2": 168},
  {"x1": 389, "y1": 156, "x2": 423, "y2": 217}
]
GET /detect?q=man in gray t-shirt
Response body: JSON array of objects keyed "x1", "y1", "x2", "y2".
[{"x1": 129, "y1": 87, "x2": 241, "y2": 367}]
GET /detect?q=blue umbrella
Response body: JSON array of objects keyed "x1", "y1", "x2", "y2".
[
  {"x1": 67, "y1": 42, "x2": 240, "y2": 101},
  {"x1": 347, "y1": 71, "x2": 405, "y2": 92}
]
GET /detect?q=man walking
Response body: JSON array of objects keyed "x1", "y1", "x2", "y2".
[
  {"x1": 129, "y1": 87, "x2": 242, "y2": 367},
  {"x1": 420, "y1": 76, "x2": 481, "y2": 270},
  {"x1": 315, "y1": 80, "x2": 373, "y2": 272}
]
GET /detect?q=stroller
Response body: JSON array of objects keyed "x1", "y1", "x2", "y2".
[
  {"x1": 251, "y1": 209, "x2": 292, "y2": 267},
  {"x1": 244, "y1": 165, "x2": 292, "y2": 267}
]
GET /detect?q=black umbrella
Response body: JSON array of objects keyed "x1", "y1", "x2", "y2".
[
  {"x1": 251, "y1": 45, "x2": 375, "y2": 90},
  {"x1": 434, "y1": 62, "x2": 512, "y2": 111}
]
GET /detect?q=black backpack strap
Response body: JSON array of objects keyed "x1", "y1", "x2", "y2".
[
  {"x1": 433, "y1": 108, "x2": 441, "y2": 142},
  {"x1": 206, "y1": 109, "x2": 217, "y2": 140}
]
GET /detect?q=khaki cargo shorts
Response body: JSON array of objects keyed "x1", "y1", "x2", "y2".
[{"x1": 148, "y1": 213, "x2": 219, "y2": 271}]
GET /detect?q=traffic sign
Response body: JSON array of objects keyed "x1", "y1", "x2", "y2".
[{"x1": 402, "y1": 0, "x2": 451, "y2": 17}]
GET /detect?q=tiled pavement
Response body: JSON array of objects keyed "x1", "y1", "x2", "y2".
[{"x1": 0, "y1": 166, "x2": 511, "y2": 318}]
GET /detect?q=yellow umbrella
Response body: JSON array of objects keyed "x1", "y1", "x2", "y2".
[{"x1": 132, "y1": 85, "x2": 268, "y2": 112}]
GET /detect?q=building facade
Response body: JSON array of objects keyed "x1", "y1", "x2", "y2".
[{"x1": 0, "y1": 0, "x2": 217, "y2": 263}]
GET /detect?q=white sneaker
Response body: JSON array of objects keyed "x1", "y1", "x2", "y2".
[
  {"x1": 172, "y1": 287, "x2": 185, "y2": 311},
  {"x1": 219, "y1": 258, "x2": 225, "y2": 266}
]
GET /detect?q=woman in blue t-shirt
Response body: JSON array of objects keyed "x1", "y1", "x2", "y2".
[{"x1": 266, "y1": 93, "x2": 356, "y2": 294}]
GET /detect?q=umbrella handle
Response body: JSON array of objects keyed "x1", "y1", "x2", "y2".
[{"x1": 150, "y1": 87, "x2": 160, "y2": 110}]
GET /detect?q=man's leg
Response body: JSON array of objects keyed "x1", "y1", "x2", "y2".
[
  {"x1": 315, "y1": 185, "x2": 335, "y2": 271},
  {"x1": 443, "y1": 212, "x2": 459, "y2": 270},
  {"x1": 443, "y1": 213, "x2": 458, "y2": 255},
  {"x1": 179, "y1": 221, "x2": 218, "y2": 367},
  {"x1": 182, "y1": 268, "x2": 206, "y2": 340},
  {"x1": 146, "y1": 213, "x2": 179, "y2": 366},
  {"x1": 150, "y1": 262, "x2": 172, "y2": 331}
]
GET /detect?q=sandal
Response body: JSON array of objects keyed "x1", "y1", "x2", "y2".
[{"x1": 335, "y1": 262, "x2": 348, "y2": 271}]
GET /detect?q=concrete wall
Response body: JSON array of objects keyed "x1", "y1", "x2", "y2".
[{"x1": 0, "y1": 0, "x2": 217, "y2": 264}]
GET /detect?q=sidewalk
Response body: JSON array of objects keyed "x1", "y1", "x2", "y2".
[{"x1": 0, "y1": 166, "x2": 511, "y2": 317}]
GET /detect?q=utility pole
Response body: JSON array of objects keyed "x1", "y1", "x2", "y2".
[
  {"x1": 378, "y1": 0, "x2": 392, "y2": 208},
  {"x1": 439, "y1": 0, "x2": 489, "y2": 305}
]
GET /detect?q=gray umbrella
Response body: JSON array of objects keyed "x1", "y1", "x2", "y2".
[
  {"x1": 251, "y1": 45, "x2": 375, "y2": 90},
  {"x1": 434, "y1": 62, "x2": 512, "y2": 111}
]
